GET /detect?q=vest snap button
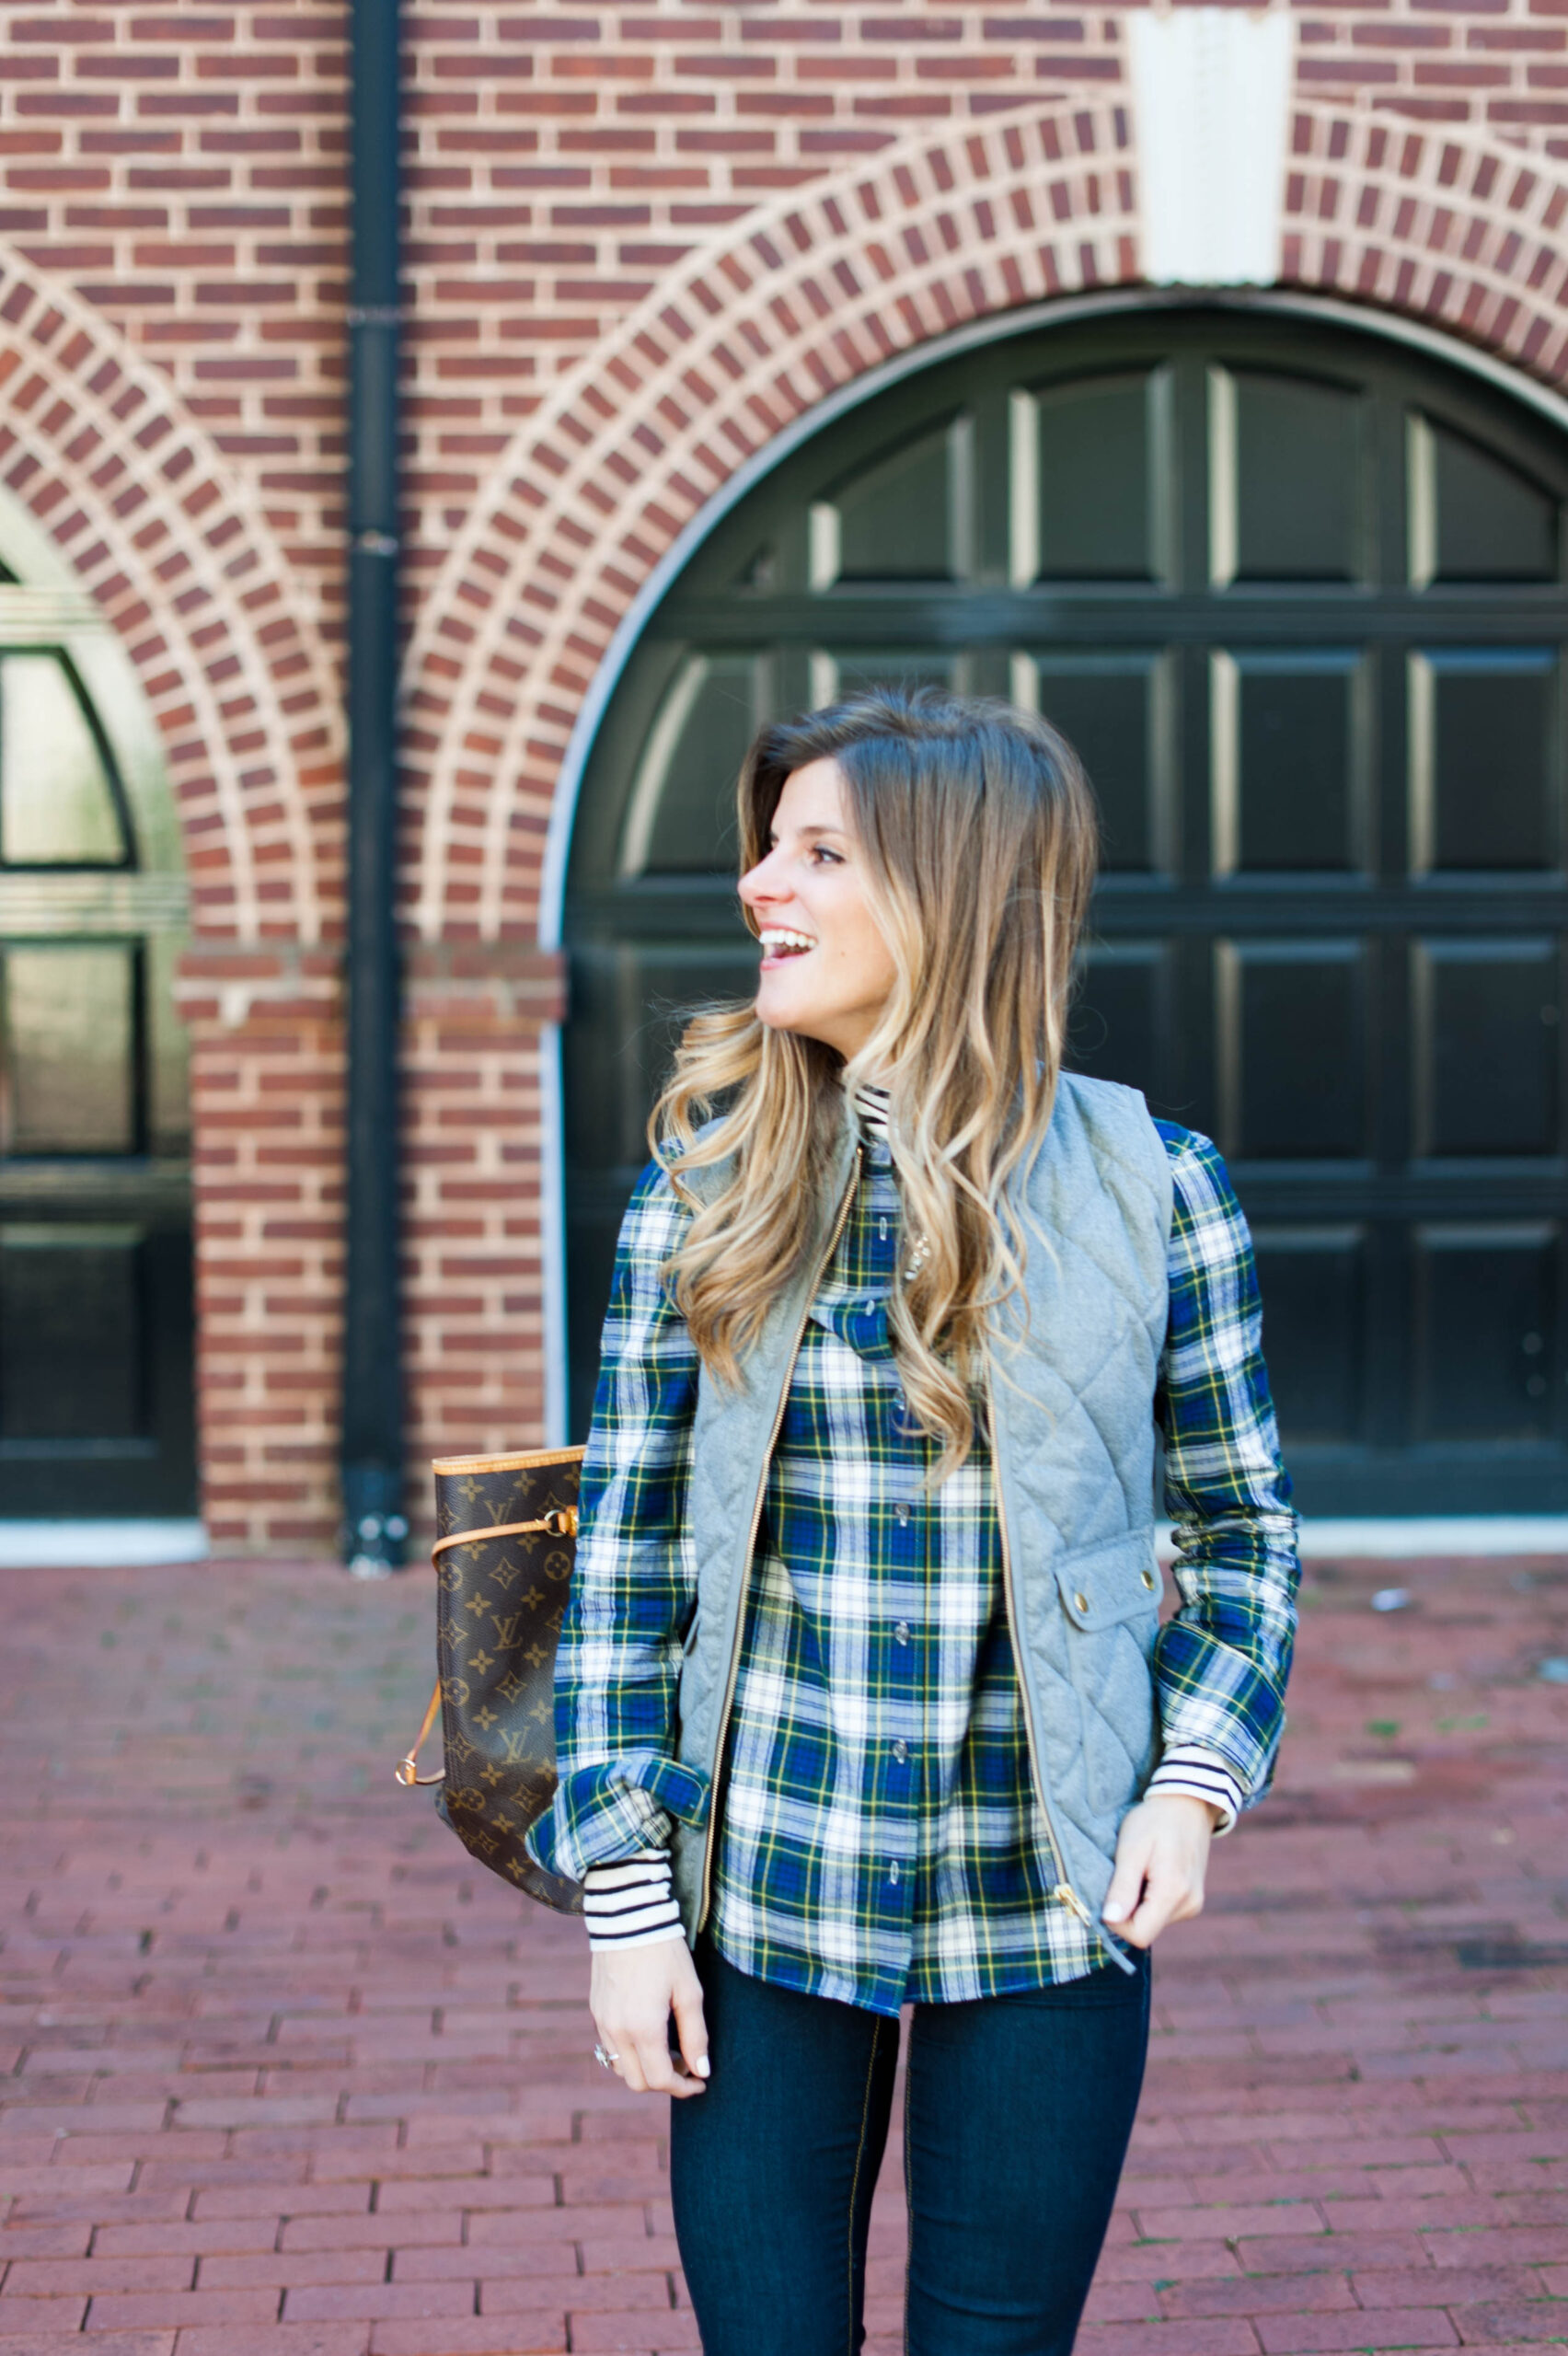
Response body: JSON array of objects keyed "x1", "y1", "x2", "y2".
[
  {"x1": 1141, "y1": 1567, "x2": 1156, "y2": 1591},
  {"x1": 1073, "y1": 1590, "x2": 1089, "y2": 1615}
]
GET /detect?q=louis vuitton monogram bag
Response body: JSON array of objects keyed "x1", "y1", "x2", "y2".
[{"x1": 396, "y1": 1445, "x2": 585, "y2": 1912}]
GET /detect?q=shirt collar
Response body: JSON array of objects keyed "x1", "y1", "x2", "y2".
[{"x1": 850, "y1": 1082, "x2": 891, "y2": 1148}]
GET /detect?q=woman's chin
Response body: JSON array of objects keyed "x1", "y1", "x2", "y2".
[
  {"x1": 755, "y1": 986, "x2": 831, "y2": 1045},
  {"x1": 755, "y1": 977, "x2": 806, "y2": 1028}
]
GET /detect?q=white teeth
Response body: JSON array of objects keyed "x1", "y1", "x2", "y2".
[{"x1": 759, "y1": 929, "x2": 815, "y2": 953}]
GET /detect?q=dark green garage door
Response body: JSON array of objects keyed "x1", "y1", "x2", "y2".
[
  {"x1": 563, "y1": 303, "x2": 1568, "y2": 1515},
  {"x1": 0, "y1": 546, "x2": 195, "y2": 1519}
]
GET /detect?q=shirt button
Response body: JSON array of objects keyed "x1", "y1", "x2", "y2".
[
  {"x1": 892, "y1": 1738, "x2": 909, "y2": 1764},
  {"x1": 888, "y1": 1860, "x2": 901, "y2": 1885},
  {"x1": 894, "y1": 1621, "x2": 911, "y2": 1646},
  {"x1": 894, "y1": 1503, "x2": 911, "y2": 1525}
]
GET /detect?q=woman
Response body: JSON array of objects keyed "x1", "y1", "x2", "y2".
[{"x1": 527, "y1": 688, "x2": 1297, "y2": 2355}]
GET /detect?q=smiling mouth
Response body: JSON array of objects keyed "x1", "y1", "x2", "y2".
[{"x1": 758, "y1": 929, "x2": 815, "y2": 961}]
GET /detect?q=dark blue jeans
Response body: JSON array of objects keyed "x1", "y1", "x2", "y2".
[{"x1": 669, "y1": 1938, "x2": 1149, "y2": 2356}]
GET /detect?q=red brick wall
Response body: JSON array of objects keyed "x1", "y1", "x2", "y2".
[
  {"x1": 401, "y1": 945, "x2": 565, "y2": 1513},
  {"x1": 176, "y1": 950, "x2": 343, "y2": 1548},
  {"x1": 6, "y1": 0, "x2": 1568, "y2": 1547}
]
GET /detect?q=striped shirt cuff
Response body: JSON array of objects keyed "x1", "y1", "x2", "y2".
[
  {"x1": 1146, "y1": 1746, "x2": 1244, "y2": 1834},
  {"x1": 581, "y1": 1851, "x2": 687, "y2": 1950}
]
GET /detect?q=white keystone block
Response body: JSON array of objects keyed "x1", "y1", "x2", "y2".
[{"x1": 1129, "y1": 8, "x2": 1296, "y2": 289}]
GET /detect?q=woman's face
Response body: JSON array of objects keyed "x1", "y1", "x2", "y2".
[{"x1": 738, "y1": 756, "x2": 899, "y2": 1061}]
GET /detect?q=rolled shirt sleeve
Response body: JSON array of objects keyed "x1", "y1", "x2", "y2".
[
  {"x1": 525, "y1": 1158, "x2": 711, "y2": 1888},
  {"x1": 1152, "y1": 1125, "x2": 1300, "y2": 1807}
]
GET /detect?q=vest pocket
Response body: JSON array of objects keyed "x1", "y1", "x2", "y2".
[
  {"x1": 1050, "y1": 1533, "x2": 1160, "y2": 1816},
  {"x1": 1051, "y1": 1530, "x2": 1162, "y2": 1634}
]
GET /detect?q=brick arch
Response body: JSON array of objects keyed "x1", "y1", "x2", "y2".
[
  {"x1": 408, "y1": 94, "x2": 1568, "y2": 945},
  {"x1": 405, "y1": 94, "x2": 1138, "y2": 941},
  {"x1": 0, "y1": 248, "x2": 342, "y2": 944},
  {"x1": 1281, "y1": 103, "x2": 1568, "y2": 380}
]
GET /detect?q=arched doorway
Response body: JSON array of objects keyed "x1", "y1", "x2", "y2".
[
  {"x1": 562, "y1": 302, "x2": 1568, "y2": 1516},
  {"x1": 0, "y1": 493, "x2": 193, "y2": 1517}
]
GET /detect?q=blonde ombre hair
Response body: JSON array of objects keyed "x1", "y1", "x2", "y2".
[{"x1": 651, "y1": 687, "x2": 1099, "y2": 1480}]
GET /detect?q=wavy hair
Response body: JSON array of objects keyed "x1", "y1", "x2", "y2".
[{"x1": 650, "y1": 686, "x2": 1099, "y2": 1480}]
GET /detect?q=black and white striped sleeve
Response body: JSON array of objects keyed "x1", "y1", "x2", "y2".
[
  {"x1": 1144, "y1": 1744, "x2": 1244, "y2": 1833},
  {"x1": 580, "y1": 1849, "x2": 686, "y2": 1948}
]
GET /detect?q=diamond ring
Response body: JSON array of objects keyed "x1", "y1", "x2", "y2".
[{"x1": 594, "y1": 2043, "x2": 620, "y2": 2069}]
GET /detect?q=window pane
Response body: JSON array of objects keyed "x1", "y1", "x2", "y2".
[
  {"x1": 1219, "y1": 941, "x2": 1367, "y2": 1160},
  {"x1": 817, "y1": 420, "x2": 964, "y2": 584},
  {"x1": 1229, "y1": 370, "x2": 1364, "y2": 583},
  {"x1": 1410, "y1": 650, "x2": 1560, "y2": 873},
  {"x1": 1022, "y1": 372, "x2": 1168, "y2": 583},
  {"x1": 621, "y1": 653, "x2": 767, "y2": 877},
  {"x1": 1215, "y1": 652, "x2": 1366, "y2": 874},
  {"x1": 1431, "y1": 420, "x2": 1558, "y2": 583},
  {"x1": 0, "y1": 1224, "x2": 144, "y2": 1438},
  {"x1": 1413, "y1": 1224, "x2": 1557, "y2": 1441},
  {"x1": 0, "y1": 653, "x2": 129, "y2": 866},
  {"x1": 2, "y1": 944, "x2": 136, "y2": 1153},
  {"x1": 1415, "y1": 941, "x2": 1560, "y2": 1159},
  {"x1": 1026, "y1": 653, "x2": 1171, "y2": 875}
]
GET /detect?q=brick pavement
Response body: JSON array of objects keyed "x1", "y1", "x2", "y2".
[{"x1": 1, "y1": 1553, "x2": 1565, "y2": 2356}]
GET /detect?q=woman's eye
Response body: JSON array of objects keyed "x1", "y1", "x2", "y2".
[{"x1": 810, "y1": 845, "x2": 844, "y2": 866}]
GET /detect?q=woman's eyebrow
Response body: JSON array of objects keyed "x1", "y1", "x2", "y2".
[{"x1": 766, "y1": 821, "x2": 847, "y2": 848}]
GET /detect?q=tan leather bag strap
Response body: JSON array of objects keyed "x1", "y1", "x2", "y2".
[
  {"x1": 395, "y1": 1506, "x2": 581, "y2": 1786},
  {"x1": 396, "y1": 1681, "x2": 444, "y2": 1786},
  {"x1": 430, "y1": 1507, "x2": 576, "y2": 1559}
]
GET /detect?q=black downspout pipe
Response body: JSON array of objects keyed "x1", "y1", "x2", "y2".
[{"x1": 340, "y1": 0, "x2": 407, "y2": 1576}]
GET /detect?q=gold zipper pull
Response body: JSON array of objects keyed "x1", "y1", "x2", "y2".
[{"x1": 1052, "y1": 1882, "x2": 1094, "y2": 1924}]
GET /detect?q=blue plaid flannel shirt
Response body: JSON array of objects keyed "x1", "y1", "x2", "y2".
[{"x1": 528, "y1": 1110, "x2": 1298, "y2": 2015}]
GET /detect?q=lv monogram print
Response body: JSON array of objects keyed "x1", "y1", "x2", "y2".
[{"x1": 430, "y1": 1446, "x2": 585, "y2": 1912}]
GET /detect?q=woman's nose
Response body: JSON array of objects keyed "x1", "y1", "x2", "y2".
[{"x1": 739, "y1": 852, "x2": 782, "y2": 907}]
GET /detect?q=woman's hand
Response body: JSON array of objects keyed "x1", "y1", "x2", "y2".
[
  {"x1": 1101, "y1": 1793, "x2": 1219, "y2": 1948},
  {"x1": 590, "y1": 1939, "x2": 710, "y2": 2097}
]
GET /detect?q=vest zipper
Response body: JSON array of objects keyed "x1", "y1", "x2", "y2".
[
  {"x1": 984, "y1": 1360, "x2": 1094, "y2": 1929},
  {"x1": 697, "y1": 1142, "x2": 865, "y2": 1933}
]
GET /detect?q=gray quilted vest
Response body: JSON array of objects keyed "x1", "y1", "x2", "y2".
[{"x1": 671, "y1": 1070, "x2": 1173, "y2": 1952}]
